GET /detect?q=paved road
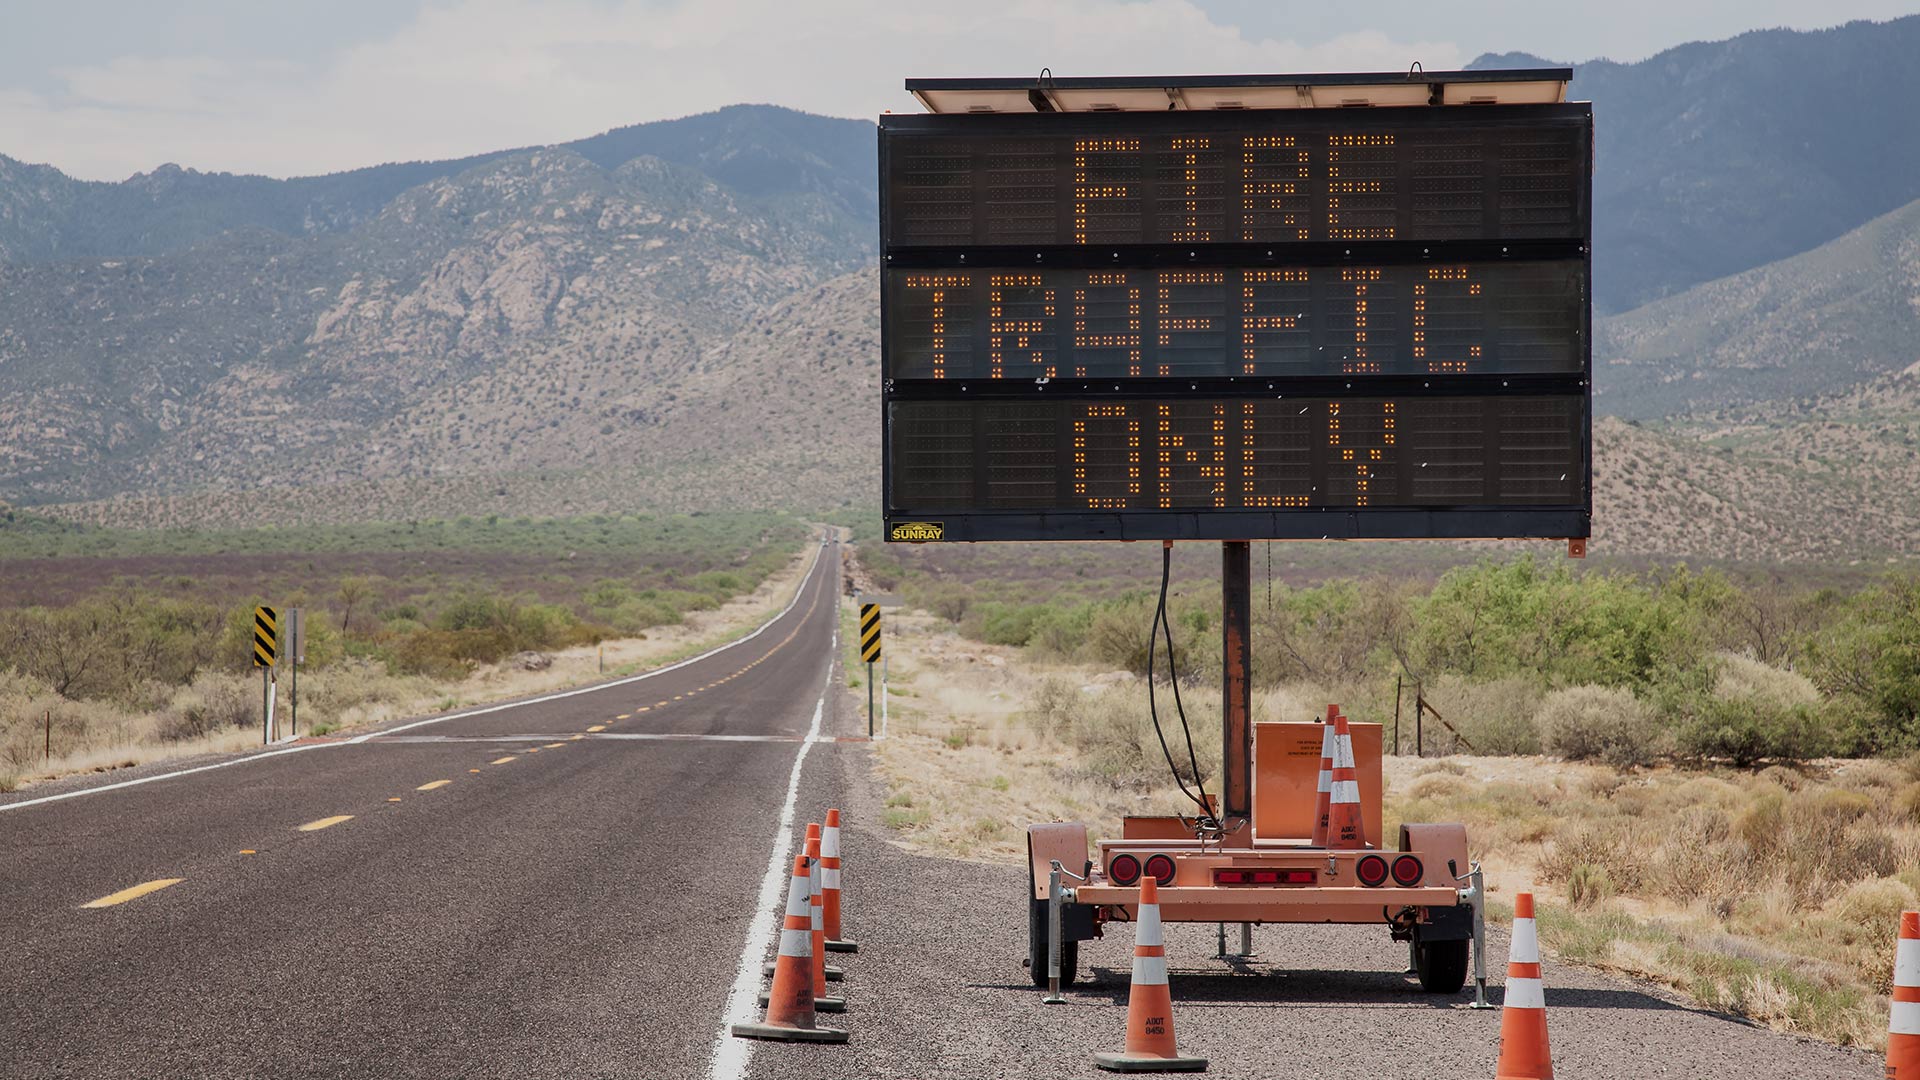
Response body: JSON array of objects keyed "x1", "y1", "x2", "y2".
[{"x1": 1, "y1": 540, "x2": 854, "y2": 1080}]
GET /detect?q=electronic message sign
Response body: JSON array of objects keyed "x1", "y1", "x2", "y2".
[{"x1": 880, "y1": 75, "x2": 1592, "y2": 543}]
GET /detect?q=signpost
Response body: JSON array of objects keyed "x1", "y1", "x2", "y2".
[
  {"x1": 253, "y1": 605, "x2": 278, "y2": 744},
  {"x1": 860, "y1": 603, "x2": 883, "y2": 737},
  {"x1": 288, "y1": 608, "x2": 304, "y2": 740}
]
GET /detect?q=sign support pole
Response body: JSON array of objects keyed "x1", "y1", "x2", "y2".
[
  {"x1": 867, "y1": 661, "x2": 875, "y2": 738},
  {"x1": 881, "y1": 651, "x2": 889, "y2": 739},
  {"x1": 262, "y1": 668, "x2": 271, "y2": 745},
  {"x1": 1221, "y1": 541, "x2": 1253, "y2": 824}
]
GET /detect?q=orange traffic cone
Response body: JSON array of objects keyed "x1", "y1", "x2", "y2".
[
  {"x1": 760, "y1": 829, "x2": 845, "y2": 1013},
  {"x1": 732, "y1": 855, "x2": 847, "y2": 1043},
  {"x1": 1889, "y1": 910, "x2": 1920, "y2": 1079},
  {"x1": 1326, "y1": 714, "x2": 1367, "y2": 850},
  {"x1": 764, "y1": 823, "x2": 843, "y2": 982},
  {"x1": 1310, "y1": 705, "x2": 1337, "y2": 847},
  {"x1": 1495, "y1": 892, "x2": 1552, "y2": 1079},
  {"x1": 823, "y1": 807, "x2": 858, "y2": 952},
  {"x1": 1093, "y1": 876, "x2": 1207, "y2": 1073}
]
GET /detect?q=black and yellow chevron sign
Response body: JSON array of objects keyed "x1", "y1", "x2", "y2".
[
  {"x1": 253, "y1": 605, "x2": 279, "y2": 668},
  {"x1": 859, "y1": 604, "x2": 882, "y2": 663}
]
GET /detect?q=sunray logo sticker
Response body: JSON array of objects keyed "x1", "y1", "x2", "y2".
[{"x1": 889, "y1": 521, "x2": 944, "y2": 542}]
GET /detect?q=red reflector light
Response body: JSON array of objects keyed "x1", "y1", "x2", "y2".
[
  {"x1": 1391, "y1": 854, "x2": 1425, "y2": 887},
  {"x1": 1278, "y1": 869, "x2": 1316, "y2": 884},
  {"x1": 1109, "y1": 853, "x2": 1141, "y2": 886},
  {"x1": 1356, "y1": 854, "x2": 1390, "y2": 887},
  {"x1": 1143, "y1": 853, "x2": 1176, "y2": 886},
  {"x1": 1214, "y1": 869, "x2": 1250, "y2": 885}
]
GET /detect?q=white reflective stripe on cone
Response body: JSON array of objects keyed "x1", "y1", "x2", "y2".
[
  {"x1": 1333, "y1": 737, "x2": 1356, "y2": 769},
  {"x1": 1897, "y1": 937, "x2": 1920, "y2": 985},
  {"x1": 1891, "y1": 1000, "x2": 1920, "y2": 1036},
  {"x1": 1510, "y1": 918, "x2": 1540, "y2": 964},
  {"x1": 1132, "y1": 953, "x2": 1169, "y2": 986},
  {"x1": 821, "y1": 867, "x2": 842, "y2": 890},
  {"x1": 811, "y1": 904, "x2": 823, "y2": 929},
  {"x1": 1135, "y1": 909, "x2": 1164, "y2": 947},
  {"x1": 785, "y1": 881, "x2": 811, "y2": 918},
  {"x1": 1316, "y1": 770, "x2": 1331, "y2": 793},
  {"x1": 1330, "y1": 780, "x2": 1360, "y2": 802},
  {"x1": 822, "y1": 828, "x2": 841, "y2": 857},
  {"x1": 1504, "y1": 976, "x2": 1545, "y2": 1010},
  {"x1": 779, "y1": 928, "x2": 812, "y2": 957}
]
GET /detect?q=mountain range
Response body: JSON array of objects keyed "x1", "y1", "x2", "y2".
[{"x1": 3, "y1": 20, "x2": 1920, "y2": 564}]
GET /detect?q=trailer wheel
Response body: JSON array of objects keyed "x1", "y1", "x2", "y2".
[
  {"x1": 1413, "y1": 934, "x2": 1469, "y2": 993},
  {"x1": 1027, "y1": 898, "x2": 1079, "y2": 988}
]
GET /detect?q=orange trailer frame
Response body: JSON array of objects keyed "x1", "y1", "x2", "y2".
[{"x1": 1024, "y1": 545, "x2": 1492, "y2": 1007}]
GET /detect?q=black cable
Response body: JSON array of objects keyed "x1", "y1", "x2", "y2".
[{"x1": 1144, "y1": 544, "x2": 1216, "y2": 826}]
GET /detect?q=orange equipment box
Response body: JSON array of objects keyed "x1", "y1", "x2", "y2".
[{"x1": 1252, "y1": 721, "x2": 1384, "y2": 848}]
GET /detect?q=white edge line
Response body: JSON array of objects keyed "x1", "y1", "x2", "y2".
[
  {"x1": 706, "y1": 609, "x2": 838, "y2": 1080},
  {"x1": 0, "y1": 540, "x2": 828, "y2": 816}
]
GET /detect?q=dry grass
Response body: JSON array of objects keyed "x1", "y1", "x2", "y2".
[
  {"x1": 0, "y1": 545, "x2": 817, "y2": 791},
  {"x1": 1382, "y1": 752, "x2": 1920, "y2": 1050}
]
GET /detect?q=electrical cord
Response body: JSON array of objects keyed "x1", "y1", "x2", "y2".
[{"x1": 1145, "y1": 543, "x2": 1218, "y2": 829}]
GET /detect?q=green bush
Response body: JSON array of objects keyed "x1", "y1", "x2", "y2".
[
  {"x1": 1536, "y1": 685, "x2": 1662, "y2": 767},
  {"x1": 1673, "y1": 696, "x2": 1836, "y2": 766}
]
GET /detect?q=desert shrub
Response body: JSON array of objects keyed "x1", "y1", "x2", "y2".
[
  {"x1": 1540, "y1": 818, "x2": 1645, "y2": 892},
  {"x1": 1896, "y1": 782, "x2": 1920, "y2": 824},
  {"x1": 1566, "y1": 863, "x2": 1615, "y2": 908},
  {"x1": 1085, "y1": 595, "x2": 1157, "y2": 676},
  {"x1": 1536, "y1": 685, "x2": 1661, "y2": 767},
  {"x1": 156, "y1": 674, "x2": 255, "y2": 741},
  {"x1": 1714, "y1": 652, "x2": 1820, "y2": 706},
  {"x1": 921, "y1": 585, "x2": 971, "y2": 624},
  {"x1": 1426, "y1": 674, "x2": 1543, "y2": 755},
  {"x1": 1672, "y1": 695, "x2": 1836, "y2": 765}
]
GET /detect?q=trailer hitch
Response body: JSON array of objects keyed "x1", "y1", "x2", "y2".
[
  {"x1": 1044, "y1": 859, "x2": 1088, "y2": 1005},
  {"x1": 1450, "y1": 858, "x2": 1495, "y2": 1010}
]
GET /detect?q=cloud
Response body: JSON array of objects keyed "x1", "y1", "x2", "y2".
[{"x1": 0, "y1": 0, "x2": 1463, "y2": 181}]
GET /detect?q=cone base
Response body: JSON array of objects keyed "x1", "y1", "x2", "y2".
[
  {"x1": 758, "y1": 992, "x2": 846, "y2": 1014},
  {"x1": 825, "y1": 938, "x2": 860, "y2": 953},
  {"x1": 764, "y1": 961, "x2": 843, "y2": 981},
  {"x1": 730, "y1": 1021, "x2": 849, "y2": 1044},
  {"x1": 1093, "y1": 1051, "x2": 1208, "y2": 1073}
]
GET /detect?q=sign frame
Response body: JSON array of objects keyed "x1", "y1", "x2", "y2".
[{"x1": 879, "y1": 95, "x2": 1593, "y2": 544}]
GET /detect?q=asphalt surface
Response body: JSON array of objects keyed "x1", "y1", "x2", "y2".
[
  {"x1": 1, "y1": 540, "x2": 854, "y2": 1080},
  {"x1": 2, "y1": 534, "x2": 1890, "y2": 1079}
]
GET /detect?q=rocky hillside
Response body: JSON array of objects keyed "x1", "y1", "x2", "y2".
[
  {"x1": 1596, "y1": 195, "x2": 1920, "y2": 418},
  {"x1": 0, "y1": 106, "x2": 876, "y2": 508},
  {"x1": 1475, "y1": 15, "x2": 1920, "y2": 313}
]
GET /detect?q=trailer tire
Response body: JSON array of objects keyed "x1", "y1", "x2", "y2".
[
  {"x1": 1027, "y1": 898, "x2": 1079, "y2": 989},
  {"x1": 1414, "y1": 934, "x2": 1469, "y2": 993}
]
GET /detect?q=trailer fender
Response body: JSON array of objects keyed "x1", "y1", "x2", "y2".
[
  {"x1": 1417, "y1": 902, "x2": 1475, "y2": 942},
  {"x1": 1027, "y1": 822, "x2": 1098, "y2": 943},
  {"x1": 1398, "y1": 822, "x2": 1470, "y2": 887}
]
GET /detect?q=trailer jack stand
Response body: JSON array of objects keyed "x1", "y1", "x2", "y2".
[
  {"x1": 1215, "y1": 922, "x2": 1256, "y2": 961},
  {"x1": 1045, "y1": 860, "x2": 1086, "y2": 1005},
  {"x1": 1454, "y1": 859, "x2": 1495, "y2": 1010}
]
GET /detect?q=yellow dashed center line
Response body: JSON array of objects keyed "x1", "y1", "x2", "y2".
[
  {"x1": 387, "y1": 797, "x2": 402, "y2": 802},
  {"x1": 239, "y1": 849, "x2": 256, "y2": 855},
  {"x1": 469, "y1": 768, "x2": 482, "y2": 773},
  {"x1": 616, "y1": 714, "x2": 631, "y2": 720},
  {"x1": 417, "y1": 780, "x2": 452, "y2": 791},
  {"x1": 298, "y1": 815, "x2": 354, "y2": 832},
  {"x1": 493, "y1": 756, "x2": 517, "y2": 765},
  {"x1": 545, "y1": 742, "x2": 566, "y2": 749},
  {"x1": 587, "y1": 725, "x2": 606, "y2": 732},
  {"x1": 637, "y1": 707, "x2": 650, "y2": 713},
  {"x1": 569, "y1": 734, "x2": 585, "y2": 741},
  {"x1": 83, "y1": 878, "x2": 183, "y2": 909}
]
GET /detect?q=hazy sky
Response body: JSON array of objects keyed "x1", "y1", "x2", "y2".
[{"x1": 4, "y1": 0, "x2": 1916, "y2": 181}]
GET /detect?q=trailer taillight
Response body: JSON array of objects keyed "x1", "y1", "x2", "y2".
[
  {"x1": 1355, "y1": 854, "x2": 1390, "y2": 887},
  {"x1": 1391, "y1": 854, "x2": 1425, "y2": 887},
  {"x1": 1108, "y1": 853, "x2": 1142, "y2": 886},
  {"x1": 1216, "y1": 868, "x2": 1317, "y2": 885},
  {"x1": 1143, "y1": 853, "x2": 1176, "y2": 886}
]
